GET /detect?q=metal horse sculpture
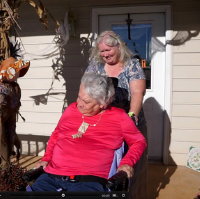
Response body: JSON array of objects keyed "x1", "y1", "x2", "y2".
[
  {"x1": 0, "y1": 0, "x2": 59, "y2": 169},
  {"x1": 0, "y1": 81, "x2": 21, "y2": 168},
  {"x1": 0, "y1": 57, "x2": 30, "y2": 168}
]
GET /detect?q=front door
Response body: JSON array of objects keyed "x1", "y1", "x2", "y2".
[{"x1": 97, "y1": 12, "x2": 166, "y2": 162}]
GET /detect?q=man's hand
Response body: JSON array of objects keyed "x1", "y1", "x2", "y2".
[
  {"x1": 36, "y1": 161, "x2": 48, "y2": 169},
  {"x1": 117, "y1": 165, "x2": 134, "y2": 178}
]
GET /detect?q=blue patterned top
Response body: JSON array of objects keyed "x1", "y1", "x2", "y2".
[{"x1": 85, "y1": 57, "x2": 146, "y2": 127}]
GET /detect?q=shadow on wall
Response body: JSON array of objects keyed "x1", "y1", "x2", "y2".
[
  {"x1": 29, "y1": 35, "x2": 91, "y2": 112},
  {"x1": 29, "y1": 30, "x2": 200, "y2": 112},
  {"x1": 143, "y1": 97, "x2": 164, "y2": 162},
  {"x1": 151, "y1": 30, "x2": 200, "y2": 60},
  {"x1": 143, "y1": 97, "x2": 177, "y2": 198},
  {"x1": 18, "y1": 134, "x2": 49, "y2": 156},
  {"x1": 166, "y1": 30, "x2": 199, "y2": 46},
  {"x1": 61, "y1": 35, "x2": 91, "y2": 110}
]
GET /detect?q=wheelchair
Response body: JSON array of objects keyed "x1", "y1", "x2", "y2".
[{"x1": 22, "y1": 143, "x2": 129, "y2": 192}]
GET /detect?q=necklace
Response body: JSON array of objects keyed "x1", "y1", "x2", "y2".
[
  {"x1": 72, "y1": 112, "x2": 104, "y2": 139},
  {"x1": 82, "y1": 113, "x2": 103, "y2": 127}
]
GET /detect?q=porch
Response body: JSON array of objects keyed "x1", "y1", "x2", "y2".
[{"x1": 11, "y1": 155, "x2": 200, "y2": 199}]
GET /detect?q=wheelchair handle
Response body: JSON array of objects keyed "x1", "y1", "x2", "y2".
[
  {"x1": 22, "y1": 166, "x2": 44, "y2": 182},
  {"x1": 106, "y1": 170, "x2": 127, "y2": 188}
]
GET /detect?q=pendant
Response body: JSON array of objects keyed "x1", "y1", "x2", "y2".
[{"x1": 72, "y1": 121, "x2": 89, "y2": 139}]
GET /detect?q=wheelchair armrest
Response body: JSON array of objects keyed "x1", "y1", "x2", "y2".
[
  {"x1": 22, "y1": 166, "x2": 44, "y2": 182},
  {"x1": 106, "y1": 170, "x2": 127, "y2": 189}
]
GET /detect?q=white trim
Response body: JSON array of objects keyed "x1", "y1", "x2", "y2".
[
  {"x1": 163, "y1": 6, "x2": 173, "y2": 165},
  {"x1": 91, "y1": 5, "x2": 172, "y2": 165}
]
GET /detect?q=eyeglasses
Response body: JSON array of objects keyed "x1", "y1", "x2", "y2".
[
  {"x1": 98, "y1": 34, "x2": 119, "y2": 43},
  {"x1": 108, "y1": 34, "x2": 118, "y2": 42}
]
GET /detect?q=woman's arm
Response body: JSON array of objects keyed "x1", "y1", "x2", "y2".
[
  {"x1": 119, "y1": 113, "x2": 147, "y2": 167},
  {"x1": 129, "y1": 79, "x2": 146, "y2": 117}
]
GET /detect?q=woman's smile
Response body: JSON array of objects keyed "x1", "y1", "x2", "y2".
[{"x1": 98, "y1": 42, "x2": 120, "y2": 65}]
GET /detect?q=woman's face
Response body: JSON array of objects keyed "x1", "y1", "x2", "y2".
[
  {"x1": 98, "y1": 42, "x2": 120, "y2": 65},
  {"x1": 77, "y1": 84, "x2": 103, "y2": 116}
]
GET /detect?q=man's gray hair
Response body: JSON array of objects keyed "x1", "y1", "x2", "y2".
[{"x1": 81, "y1": 72, "x2": 115, "y2": 108}]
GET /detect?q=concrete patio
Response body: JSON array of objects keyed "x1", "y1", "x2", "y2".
[
  {"x1": 11, "y1": 155, "x2": 200, "y2": 199},
  {"x1": 148, "y1": 162, "x2": 200, "y2": 199}
]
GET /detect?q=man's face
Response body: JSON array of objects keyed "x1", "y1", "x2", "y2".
[{"x1": 77, "y1": 84, "x2": 103, "y2": 116}]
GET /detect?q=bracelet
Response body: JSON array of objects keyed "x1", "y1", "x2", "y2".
[
  {"x1": 128, "y1": 112, "x2": 138, "y2": 126},
  {"x1": 128, "y1": 112, "x2": 135, "y2": 117}
]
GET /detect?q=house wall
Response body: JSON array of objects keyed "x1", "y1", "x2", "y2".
[
  {"x1": 15, "y1": 0, "x2": 200, "y2": 165},
  {"x1": 169, "y1": 0, "x2": 200, "y2": 165}
]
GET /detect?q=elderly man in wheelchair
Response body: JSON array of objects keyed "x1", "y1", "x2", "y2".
[{"x1": 24, "y1": 72, "x2": 146, "y2": 192}]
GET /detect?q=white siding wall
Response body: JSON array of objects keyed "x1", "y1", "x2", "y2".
[
  {"x1": 15, "y1": 0, "x2": 200, "y2": 165},
  {"x1": 170, "y1": 31, "x2": 200, "y2": 165},
  {"x1": 169, "y1": 0, "x2": 200, "y2": 165},
  {"x1": 16, "y1": 1, "x2": 93, "y2": 156}
]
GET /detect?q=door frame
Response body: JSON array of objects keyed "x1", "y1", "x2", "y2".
[{"x1": 91, "y1": 5, "x2": 173, "y2": 165}]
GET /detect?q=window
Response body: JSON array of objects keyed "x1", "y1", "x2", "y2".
[{"x1": 112, "y1": 24, "x2": 151, "y2": 89}]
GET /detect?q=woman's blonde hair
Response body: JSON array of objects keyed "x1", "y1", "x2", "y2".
[{"x1": 89, "y1": 30, "x2": 133, "y2": 64}]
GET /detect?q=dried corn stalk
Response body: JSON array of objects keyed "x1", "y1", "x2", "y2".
[{"x1": 0, "y1": 0, "x2": 60, "y2": 63}]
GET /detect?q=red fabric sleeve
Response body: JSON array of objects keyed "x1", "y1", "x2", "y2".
[{"x1": 119, "y1": 112, "x2": 147, "y2": 167}]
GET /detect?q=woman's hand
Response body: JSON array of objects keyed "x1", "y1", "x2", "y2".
[
  {"x1": 36, "y1": 161, "x2": 48, "y2": 169},
  {"x1": 117, "y1": 164, "x2": 134, "y2": 178}
]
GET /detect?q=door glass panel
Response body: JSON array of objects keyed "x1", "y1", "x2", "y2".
[{"x1": 112, "y1": 24, "x2": 151, "y2": 89}]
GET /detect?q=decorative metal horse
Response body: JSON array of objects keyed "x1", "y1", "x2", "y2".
[
  {"x1": 0, "y1": 0, "x2": 58, "y2": 169},
  {"x1": 0, "y1": 81, "x2": 21, "y2": 168}
]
